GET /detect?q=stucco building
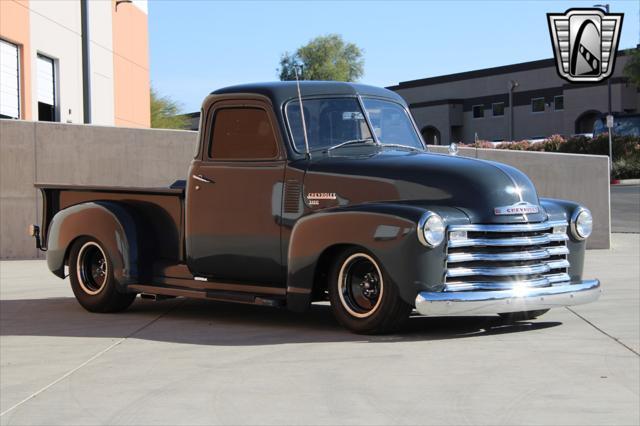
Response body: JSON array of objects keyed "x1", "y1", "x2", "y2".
[
  {"x1": 388, "y1": 49, "x2": 639, "y2": 144},
  {"x1": 0, "y1": 0, "x2": 150, "y2": 127}
]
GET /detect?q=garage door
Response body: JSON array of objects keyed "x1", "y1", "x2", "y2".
[{"x1": 0, "y1": 39, "x2": 20, "y2": 119}]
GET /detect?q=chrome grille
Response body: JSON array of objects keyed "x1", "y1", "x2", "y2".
[{"x1": 445, "y1": 220, "x2": 570, "y2": 292}]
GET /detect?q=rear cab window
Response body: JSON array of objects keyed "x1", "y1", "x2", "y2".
[{"x1": 208, "y1": 107, "x2": 279, "y2": 160}]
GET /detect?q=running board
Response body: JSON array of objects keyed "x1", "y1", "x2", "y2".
[{"x1": 129, "y1": 284, "x2": 285, "y2": 308}]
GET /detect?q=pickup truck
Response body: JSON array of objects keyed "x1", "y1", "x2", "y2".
[{"x1": 31, "y1": 82, "x2": 601, "y2": 334}]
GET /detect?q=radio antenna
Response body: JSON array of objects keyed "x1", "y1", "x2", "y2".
[{"x1": 294, "y1": 64, "x2": 311, "y2": 159}]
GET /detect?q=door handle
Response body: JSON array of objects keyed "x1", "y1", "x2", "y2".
[{"x1": 192, "y1": 174, "x2": 215, "y2": 183}]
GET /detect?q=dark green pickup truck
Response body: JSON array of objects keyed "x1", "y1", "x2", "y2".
[{"x1": 31, "y1": 82, "x2": 600, "y2": 334}]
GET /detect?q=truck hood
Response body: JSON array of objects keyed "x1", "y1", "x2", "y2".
[{"x1": 303, "y1": 148, "x2": 547, "y2": 223}]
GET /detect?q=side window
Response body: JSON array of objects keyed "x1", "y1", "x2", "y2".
[{"x1": 209, "y1": 107, "x2": 279, "y2": 160}]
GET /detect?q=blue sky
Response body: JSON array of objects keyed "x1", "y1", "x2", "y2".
[{"x1": 149, "y1": 0, "x2": 640, "y2": 113}]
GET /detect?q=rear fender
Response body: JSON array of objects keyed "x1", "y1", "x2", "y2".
[{"x1": 46, "y1": 201, "x2": 139, "y2": 289}]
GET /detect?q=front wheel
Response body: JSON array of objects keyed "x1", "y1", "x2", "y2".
[
  {"x1": 328, "y1": 248, "x2": 412, "y2": 334},
  {"x1": 69, "y1": 237, "x2": 136, "y2": 313}
]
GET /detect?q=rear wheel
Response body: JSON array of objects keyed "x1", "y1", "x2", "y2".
[
  {"x1": 69, "y1": 237, "x2": 136, "y2": 313},
  {"x1": 498, "y1": 309, "x2": 550, "y2": 322},
  {"x1": 328, "y1": 248, "x2": 412, "y2": 334}
]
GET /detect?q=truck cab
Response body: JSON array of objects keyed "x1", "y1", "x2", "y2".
[{"x1": 33, "y1": 82, "x2": 601, "y2": 334}]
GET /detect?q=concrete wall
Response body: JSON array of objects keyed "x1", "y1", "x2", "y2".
[
  {"x1": 429, "y1": 145, "x2": 610, "y2": 249},
  {"x1": 0, "y1": 120, "x2": 610, "y2": 259},
  {"x1": 0, "y1": 120, "x2": 197, "y2": 259}
]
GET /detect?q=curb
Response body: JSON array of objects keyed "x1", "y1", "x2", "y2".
[{"x1": 611, "y1": 179, "x2": 640, "y2": 185}]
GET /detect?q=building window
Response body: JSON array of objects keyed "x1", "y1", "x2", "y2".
[
  {"x1": 492, "y1": 102, "x2": 505, "y2": 116},
  {"x1": 0, "y1": 39, "x2": 20, "y2": 119},
  {"x1": 472, "y1": 105, "x2": 484, "y2": 119},
  {"x1": 531, "y1": 97, "x2": 545, "y2": 113},
  {"x1": 37, "y1": 54, "x2": 57, "y2": 122},
  {"x1": 554, "y1": 95, "x2": 564, "y2": 111}
]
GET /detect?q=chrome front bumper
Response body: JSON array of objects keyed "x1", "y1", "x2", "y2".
[{"x1": 414, "y1": 279, "x2": 601, "y2": 316}]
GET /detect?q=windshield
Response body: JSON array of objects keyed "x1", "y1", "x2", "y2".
[
  {"x1": 361, "y1": 98, "x2": 424, "y2": 149},
  {"x1": 594, "y1": 116, "x2": 640, "y2": 137},
  {"x1": 286, "y1": 97, "x2": 423, "y2": 152}
]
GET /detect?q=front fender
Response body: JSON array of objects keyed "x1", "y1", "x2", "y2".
[
  {"x1": 286, "y1": 203, "x2": 469, "y2": 312},
  {"x1": 46, "y1": 201, "x2": 139, "y2": 289}
]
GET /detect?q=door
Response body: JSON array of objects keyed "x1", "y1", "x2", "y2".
[{"x1": 186, "y1": 100, "x2": 287, "y2": 285}]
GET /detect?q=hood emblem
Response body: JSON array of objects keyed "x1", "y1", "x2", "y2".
[{"x1": 494, "y1": 201, "x2": 540, "y2": 216}]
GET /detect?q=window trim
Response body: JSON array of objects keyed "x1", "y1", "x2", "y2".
[
  {"x1": 531, "y1": 97, "x2": 546, "y2": 114},
  {"x1": 0, "y1": 38, "x2": 21, "y2": 119},
  {"x1": 492, "y1": 102, "x2": 505, "y2": 117},
  {"x1": 472, "y1": 104, "x2": 485, "y2": 119},
  {"x1": 554, "y1": 95, "x2": 564, "y2": 111},
  {"x1": 36, "y1": 53, "x2": 59, "y2": 122},
  {"x1": 205, "y1": 104, "x2": 283, "y2": 162}
]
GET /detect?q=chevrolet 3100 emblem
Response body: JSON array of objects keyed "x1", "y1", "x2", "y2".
[
  {"x1": 547, "y1": 8, "x2": 623, "y2": 83},
  {"x1": 494, "y1": 202, "x2": 540, "y2": 216}
]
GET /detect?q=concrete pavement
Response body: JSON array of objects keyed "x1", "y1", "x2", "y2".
[
  {"x1": 611, "y1": 184, "x2": 640, "y2": 233},
  {"x1": 0, "y1": 234, "x2": 638, "y2": 425}
]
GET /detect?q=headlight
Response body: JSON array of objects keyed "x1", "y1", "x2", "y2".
[
  {"x1": 571, "y1": 207, "x2": 593, "y2": 240},
  {"x1": 418, "y1": 212, "x2": 445, "y2": 247}
]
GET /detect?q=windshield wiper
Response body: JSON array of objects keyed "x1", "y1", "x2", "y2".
[
  {"x1": 379, "y1": 143, "x2": 423, "y2": 152},
  {"x1": 326, "y1": 138, "x2": 377, "y2": 152}
]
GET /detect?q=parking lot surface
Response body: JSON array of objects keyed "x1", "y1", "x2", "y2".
[
  {"x1": 611, "y1": 184, "x2": 640, "y2": 233},
  {"x1": 1, "y1": 234, "x2": 639, "y2": 426}
]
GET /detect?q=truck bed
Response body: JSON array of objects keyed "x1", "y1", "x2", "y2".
[{"x1": 36, "y1": 183, "x2": 186, "y2": 264}]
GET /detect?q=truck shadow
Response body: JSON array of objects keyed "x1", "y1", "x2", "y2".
[{"x1": 0, "y1": 297, "x2": 561, "y2": 346}]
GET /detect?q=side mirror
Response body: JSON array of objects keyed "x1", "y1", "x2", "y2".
[{"x1": 448, "y1": 142, "x2": 459, "y2": 156}]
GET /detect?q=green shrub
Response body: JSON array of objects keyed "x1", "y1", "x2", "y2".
[
  {"x1": 612, "y1": 158, "x2": 640, "y2": 179},
  {"x1": 467, "y1": 134, "x2": 640, "y2": 178}
]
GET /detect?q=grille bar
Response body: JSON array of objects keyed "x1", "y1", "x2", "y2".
[
  {"x1": 447, "y1": 246, "x2": 569, "y2": 263},
  {"x1": 448, "y1": 220, "x2": 568, "y2": 233},
  {"x1": 445, "y1": 273, "x2": 571, "y2": 291},
  {"x1": 448, "y1": 233, "x2": 567, "y2": 248},
  {"x1": 446, "y1": 260, "x2": 570, "y2": 278}
]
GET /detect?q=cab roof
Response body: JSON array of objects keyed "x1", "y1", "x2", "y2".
[{"x1": 210, "y1": 81, "x2": 405, "y2": 106}]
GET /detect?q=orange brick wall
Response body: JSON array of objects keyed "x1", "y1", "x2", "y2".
[
  {"x1": 111, "y1": 0, "x2": 150, "y2": 128},
  {"x1": 0, "y1": 0, "x2": 32, "y2": 120}
]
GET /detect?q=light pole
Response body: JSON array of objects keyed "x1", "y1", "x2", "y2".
[
  {"x1": 594, "y1": 3, "x2": 614, "y2": 175},
  {"x1": 508, "y1": 80, "x2": 519, "y2": 141}
]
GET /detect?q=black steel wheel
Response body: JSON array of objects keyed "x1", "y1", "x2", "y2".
[
  {"x1": 69, "y1": 237, "x2": 136, "y2": 313},
  {"x1": 338, "y1": 253, "x2": 384, "y2": 318},
  {"x1": 328, "y1": 248, "x2": 412, "y2": 334},
  {"x1": 76, "y1": 241, "x2": 108, "y2": 295}
]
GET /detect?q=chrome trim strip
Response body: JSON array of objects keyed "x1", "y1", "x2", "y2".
[
  {"x1": 448, "y1": 233, "x2": 568, "y2": 248},
  {"x1": 415, "y1": 279, "x2": 601, "y2": 316},
  {"x1": 447, "y1": 248, "x2": 548, "y2": 263},
  {"x1": 546, "y1": 259, "x2": 571, "y2": 270},
  {"x1": 547, "y1": 246, "x2": 570, "y2": 256},
  {"x1": 444, "y1": 273, "x2": 571, "y2": 291},
  {"x1": 446, "y1": 263, "x2": 554, "y2": 278},
  {"x1": 447, "y1": 246, "x2": 570, "y2": 263},
  {"x1": 448, "y1": 220, "x2": 568, "y2": 233}
]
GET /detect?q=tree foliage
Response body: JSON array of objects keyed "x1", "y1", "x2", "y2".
[
  {"x1": 278, "y1": 34, "x2": 364, "y2": 82},
  {"x1": 623, "y1": 48, "x2": 640, "y2": 89},
  {"x1": 150, "y1": 87, "x2": 188, "y2": 129}
]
